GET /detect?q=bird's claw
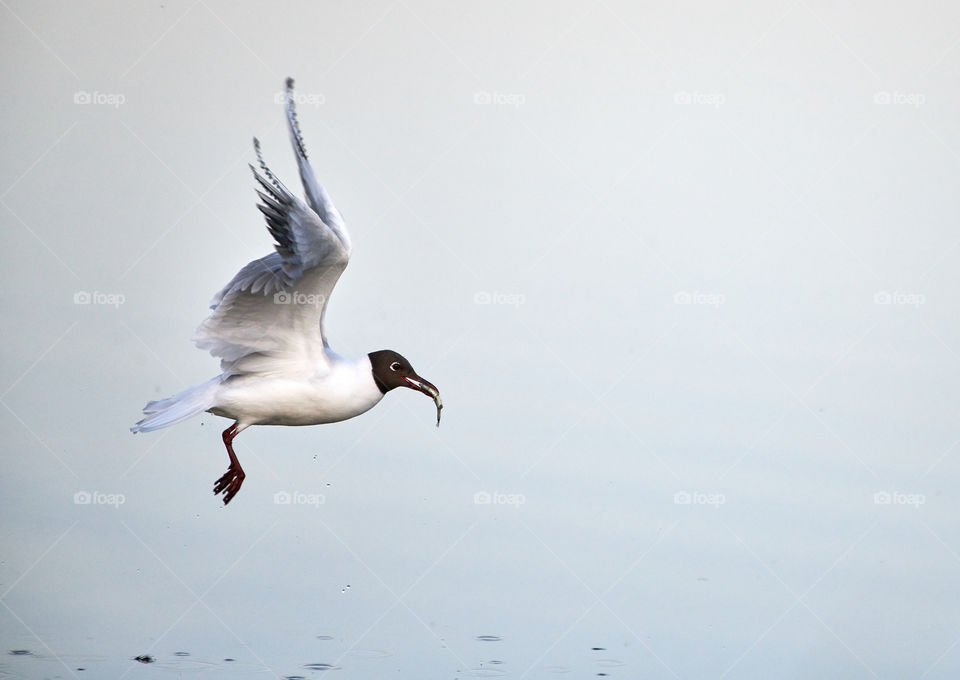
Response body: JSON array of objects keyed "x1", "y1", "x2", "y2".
[{"x1": 213, "y1": 464, "x2": 245, "y2": 505}]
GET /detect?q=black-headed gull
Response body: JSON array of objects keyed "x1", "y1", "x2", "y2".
[{"x1": 131, "y1": 78, "x2": 442, "y2": 505}]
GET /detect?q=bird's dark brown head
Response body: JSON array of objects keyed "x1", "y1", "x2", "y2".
[{"x1": 368, "y1": 350, "x2": 443, "y2": 426}]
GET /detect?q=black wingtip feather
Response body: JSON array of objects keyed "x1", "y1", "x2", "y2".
[
  {"x1": 255, "y1": 189, "x2": 285, "y2": 212},
  {"x1": 252, "y1": 138, "x2": 286, "y2": 191},
  {"x1": 284, "y1": 79, "x2": 308, "y2": 160},
  {"x1": 256, "y1": 203, "x2": 284, "y2": 222},
  {"x1": 251, "y1": 164, "x2": 287, "y2": 201}
]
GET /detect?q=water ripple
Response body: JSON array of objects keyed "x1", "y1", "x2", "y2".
[{"x1": 303, "y1": 663, "x2": 341, "y2": 671}]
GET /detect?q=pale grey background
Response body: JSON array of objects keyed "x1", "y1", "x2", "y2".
[{"x1": 2, "y1": 1, "x2": 959, "y2": 678}]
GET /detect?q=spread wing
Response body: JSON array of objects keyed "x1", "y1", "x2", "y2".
[
  {"x1": 193, "y1": 81, "x2": 352, "y2": 378},
  {"x1": 284, "y1": 77, "x2": 351, "y2": 253}
]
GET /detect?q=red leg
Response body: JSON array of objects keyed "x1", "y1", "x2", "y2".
[{"x1": 213, "y1": 422, "x2": 246, "y2": 505}]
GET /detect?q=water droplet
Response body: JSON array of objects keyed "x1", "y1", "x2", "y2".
[
  {"x1": 174, "y1": 651, "x2": 190, "y2": 657},
  {"x1": 316, "y1": 635, "x2": 335, "y2": 641},
  {"x1": 133, "y1": 655, "x2": 154, "y2": 664},
  {"x1": 9, "y1": 650, "x2": 32, "y2": 656},
  {"x1": 475, "y1": 635, "x2": 502, "y2": 642}
]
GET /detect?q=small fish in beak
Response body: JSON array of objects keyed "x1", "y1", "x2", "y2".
[{"x1": 403, "y1": 375, "x2": 443, "y2": 426}]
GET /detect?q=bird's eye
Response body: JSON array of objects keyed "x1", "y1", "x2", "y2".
[{"x1": 390, "y1": 362, "x2": 402, "y2": 371}]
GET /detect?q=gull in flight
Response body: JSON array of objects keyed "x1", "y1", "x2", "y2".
[{"x1": 132, "y1": 78, "x2": 442, "y2": 504}]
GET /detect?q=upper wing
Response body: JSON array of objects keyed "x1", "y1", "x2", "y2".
[
  {"x1": 193, "y1": 123, "x2": 350, "y2": 378},
  {"x1": 284, "y1": 78, "x2": 351, "y2": 252}
]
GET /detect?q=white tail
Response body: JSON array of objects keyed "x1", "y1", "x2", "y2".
[{"x1": 130, "y1": 376, "x2": 222, "y2": 433}]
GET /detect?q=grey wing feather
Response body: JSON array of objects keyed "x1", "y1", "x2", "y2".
[
  {"x1": 284, "y1": 77, "x2": 352, "y2": 252},
  {"x1": 193, "y1": 130, "x2": 350, "y2": 375}
]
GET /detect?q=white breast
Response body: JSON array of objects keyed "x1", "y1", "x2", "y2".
[{"x1": 209, "y1": 354, "x2": 384, "y2": 426}]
